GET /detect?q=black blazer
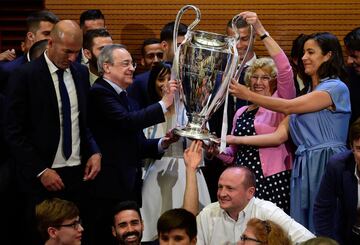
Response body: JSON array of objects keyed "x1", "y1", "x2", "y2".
[
  {"x1": 89, "y1": 78, "x2": 165, "y2": 200},
  {"x1": 4, "y1": 54, "x2": 99, "y2": 190},
  {"x1": 314, "y1": 150, "x2": 358, "y2": 245}
]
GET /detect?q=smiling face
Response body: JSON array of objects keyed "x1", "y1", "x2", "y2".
[
  {"x1": 112, "y1": 210, "x2": 143, "y2": 245},
  {"x1": 217, "y1": 168, "x2": 255, "y2": 220},
  {"x1": 302, "y1": 39, "x2": 331, "y2": 80},
  {"x1": 249, "y1": 68, "x2": 275, "y2": 96},
  {"x1": 155, "y1": 70, "x2": 171, "y2": 97},
  {"x1": 103, "y1": 48, "x2": 135, "y2": 89}
]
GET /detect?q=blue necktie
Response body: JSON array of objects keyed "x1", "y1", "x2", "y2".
[
  {"x1": 56, "y1": 69, "x2": 72, "y2": 160},
  {"x1": 119, "y1": 90, "x2": 130, "y2": 111}
]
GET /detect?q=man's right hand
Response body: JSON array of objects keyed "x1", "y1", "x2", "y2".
[
  {"x1": 39, "y1": 168, "x2": 65, "y2": 191},
  {"x1": 161, "y1": 79, "x2": 178, "y2": 109},
  {"x1": 0, "y1": 49, "x2": 16, "y2": 61}
]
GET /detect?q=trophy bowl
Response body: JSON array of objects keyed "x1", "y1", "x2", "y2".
[{"x1": 172, "y1": 5, "x2": 247, "y2": 143}]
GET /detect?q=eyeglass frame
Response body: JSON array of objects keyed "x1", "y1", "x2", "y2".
[
  {"x1": 249, "y1": 75, "x2": 273, "y2": 82},
  {"x1": 53, "y1": 219, "x2": 82, "y2": 230},
  {"x1": 239, "y1": 234, "x2": 264, "y2": 243},
  {"x1": 112, "y1": 60, "x2": 137, "y2": 70}
]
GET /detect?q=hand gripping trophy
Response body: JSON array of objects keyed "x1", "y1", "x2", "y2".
[{"x1": 172, "y1": 5, "x2": 254, "y2": 149}]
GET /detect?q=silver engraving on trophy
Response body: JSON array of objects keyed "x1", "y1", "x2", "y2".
[{"x1": 172, "y1": 5, "x2": 254, "y2": 142}]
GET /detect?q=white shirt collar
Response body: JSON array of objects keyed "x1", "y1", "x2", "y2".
[
  {"x1": 221, "y1": 197, "x2": 255, "y2": 221},
  {"x1": 103, "y1": 77, "x2": 125, "y2": 95}
]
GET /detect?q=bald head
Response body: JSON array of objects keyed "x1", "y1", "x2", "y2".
[
  {"x1": 217, "y1": 166, "x2": 256, "y2": 218},
  {"x1": 47, "y1": 20, "x2": 83, "y2": 69},
  {"x1": 50, "y1": 20, "x2": 82, "y2": 43}
]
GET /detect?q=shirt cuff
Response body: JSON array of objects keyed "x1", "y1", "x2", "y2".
[
  {"x1": 37, "y1": 168, "x2": 48, "y2": 178},
  {"x1": 158, "y1": 101, "x2": 168, "y2": 113},
  {"x1": 158, "y1": 138, "x2": 166, "y2": 153}
]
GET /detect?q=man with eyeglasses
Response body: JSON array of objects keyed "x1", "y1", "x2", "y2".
[
  {"x1": 87, "y1": 44, "x2": 178, "y2": 245},
  {"x1": 36, "y1": 198, "x2": 84, "y2": 245}
]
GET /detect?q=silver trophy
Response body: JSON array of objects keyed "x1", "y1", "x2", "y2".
[{"x1": 172, "y1": 5, "x2": 254, "y2": 143}]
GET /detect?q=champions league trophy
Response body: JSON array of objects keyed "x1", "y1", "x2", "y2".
[{"x1": 172, "y1": 5, "x2": 254, "y2": 145}]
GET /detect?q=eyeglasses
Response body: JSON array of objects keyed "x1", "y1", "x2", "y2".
[
  {"x1": 250, "y1": 75, "x2": 272, "y2": 82},
  {"x1": 239, "y1": 235, "x2": 264, "y2": 243},
  {"x1": 55, "y1": 219, "x2": 82, "y2": 230},
  {"x1": 114, "y1": 60, "x2": 137, "y2": 69},
  {"x1": 145, "y1": 52, "x2": 164, "y2": 59}
]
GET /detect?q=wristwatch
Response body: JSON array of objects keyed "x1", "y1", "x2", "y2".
[{"x1": 260, "y1": 31, "x2": 270, "y2": 40}]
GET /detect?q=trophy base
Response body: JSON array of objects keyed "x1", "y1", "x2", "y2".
[{"x1": 173, "y1": 127, "x2": 220, "y2": 144}]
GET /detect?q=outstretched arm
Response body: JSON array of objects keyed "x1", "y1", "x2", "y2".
[
  {"x1": 183, "y1": 140, "x2": 203, "y2": 215},
  {"x1": 239, "y1": 11, "x2": 281, "y2": 57},
  {"x1": 229, "y1": 80, "x2": 332, "y2": 115},
  {"x1": 226, "y1": 116, "x2": 290, "y2": 147}
]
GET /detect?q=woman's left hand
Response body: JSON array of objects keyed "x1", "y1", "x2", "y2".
[{"x1": 229, "y1": 78, "x2": 249, "y2": 100}]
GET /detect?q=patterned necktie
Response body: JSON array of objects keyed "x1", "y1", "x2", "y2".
[{"x1": 56, "y1": 69, "x2": 72, "y2": 160}]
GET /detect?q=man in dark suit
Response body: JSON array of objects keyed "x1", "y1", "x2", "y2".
[
  {"x1": 314, "y1": 117, "x2": 360, "y2": 245},
  {"x1": 87, "y1": 44, "x2": 177, "y2": 245},
  {"x1": 0, "y1": 10, "x2": 59, "y2": 93},
  {"x1": 5, "y1": 20, "x2": 101, "y2": 244}
]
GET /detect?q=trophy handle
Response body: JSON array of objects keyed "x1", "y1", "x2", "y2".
[
  {"x1": 173, "y1": 5, "x2": 201, "y2": 56},
  {"x1": 231, "y1": 14, "x2": 255, "y2": 81}
]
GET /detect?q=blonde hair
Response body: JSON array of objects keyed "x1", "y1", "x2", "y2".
[
  {"x1": 244, "y1": 57, "x2": 277, "y2": 87},
  {"x1": 246, "y1": 218, "x2": 291, "y2": 245}
]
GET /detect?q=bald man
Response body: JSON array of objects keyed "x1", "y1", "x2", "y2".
[{"x1": 5, "y1": 20, "x2": 101, "y2": 243}]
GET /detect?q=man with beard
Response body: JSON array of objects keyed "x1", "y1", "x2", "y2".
[
  {"x1": 344, "y1": 27, "x2": 360, "y2": 124},
  {"x1": 112, "y1": 201, "x2": 144, "y2": 245},
  {"x1": 83, "y1": 28, "x2": 113, "y2": 85}
]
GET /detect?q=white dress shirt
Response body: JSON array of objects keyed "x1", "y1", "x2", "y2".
[
  {"x1": 44, "y1": 52, "x2": 81, "y2": 169},
  {"x1": 197, "y1": 197, "x2": 315, "y2": 245}
]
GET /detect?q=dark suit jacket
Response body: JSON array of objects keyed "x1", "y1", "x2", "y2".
[
  {"x1": 4, "y1": 54, "x2": 99, "y2": 191},
  {"x1": 127, "y1": 70, "x2": 150, "y2": 109},
  {"x1": 314, "y1": 150, "x2": 358, "y2": 245},
  {"x1": 0, "y1": 55, "x2": 27, "y2": 93},
  {"x1": 89, "y1": 78, "x2": 165, "y2": 201}
]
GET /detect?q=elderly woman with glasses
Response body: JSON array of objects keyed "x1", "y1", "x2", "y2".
[
  {"x1": 214, "y1": 12, "x2": 295, "y2": 213},
  {"x1": 238, "y1": 218, "x2": 291, "y2": 245}
]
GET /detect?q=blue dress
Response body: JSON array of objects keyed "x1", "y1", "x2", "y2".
[{"x1": 289, "y1": 78, "x2": 351, "y2": 232}]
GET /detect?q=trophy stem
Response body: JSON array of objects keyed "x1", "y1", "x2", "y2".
[{"x1": 173, "y1": 113, "x2": 219, "y2": 143}]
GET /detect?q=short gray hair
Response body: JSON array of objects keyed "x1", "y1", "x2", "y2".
[{"x1": 97, "y1": 44, "x2": 127, "y2": 76}]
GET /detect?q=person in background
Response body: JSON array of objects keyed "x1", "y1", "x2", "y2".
[
  {"x1": 344, "y1": 27, "x2": 360, "y2": 124},
  {"x1": 314, "y1": 117, "x2": 360, "y2": 245},
  {"x1": 36, "y1": 198, "x2": 84, "y2": 245},
  {"x1": 157, "y1": 208, "x2": 197, "y2": 245},
  {"x1": 238, "y1": 218, "x2": 291, "y2": 245},
  {"x1": 77, "y1": 9, "x2": 106, "y2": 66},
  {"x1": 140, "y1": 38, "x2": 164, "y2": 71},
  {"x1": 290, "y1": 33, "x2": 309, "y2": 96},
  {"x1": 83, "y1": 28, "x2": 113, "y2": 85}
]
